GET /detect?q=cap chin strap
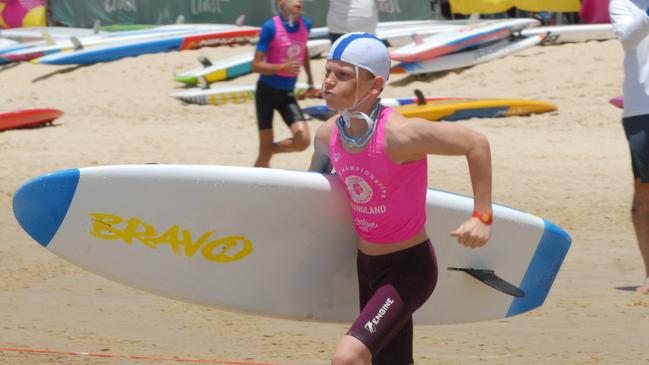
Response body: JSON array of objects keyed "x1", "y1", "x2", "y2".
[
  {"x1": 336, "y1": 66, "x2": 382, "y2": 148},
  {"x1": 337, "y1": 98, "x2": 381, "y2": 148},
  {"x1": 340, "y1": 66, "x2": 372, "y2": 129}
]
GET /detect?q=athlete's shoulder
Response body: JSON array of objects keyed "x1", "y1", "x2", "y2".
[
  {"x1": 385, "y1": 107, "x2": 410, "y2": 127},
  {"x1": 318, "y1": 116, "x2": 337, "y2": 137},
  {"x1": 257, "y1": 18, "x2": 277, "y2": 50},
  {"x1": 260, "y1": 18, "x2": 277, "y2": 33},
  {"x1": 301, "y1": 15, "x2": 313, "y2": 31},
  {"x1": 385, "y1": 110, "x2": 430, "y2": 139},
  {"x1": 318, "y1": 116, "x2": 337, "y2": 136}
]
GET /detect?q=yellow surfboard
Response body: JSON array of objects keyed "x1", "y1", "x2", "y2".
[{"x1": 397, "y1": 98, "x2": 557, "y2": 122}]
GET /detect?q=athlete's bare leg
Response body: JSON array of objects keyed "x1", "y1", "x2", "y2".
[
  {"x1": 631, "y1": 179, "x2": 649, "y2": 293},
  {"x1": 273, "y1": 121, "x2": 310, "y2": 153}
]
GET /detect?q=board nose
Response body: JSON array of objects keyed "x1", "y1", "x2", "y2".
[
  {"x1": 12, "y1": 169, "x2": 80, "y2": 247},
  {"x1": 506, "y1": 220, "x2": 572, "y2": 318}
]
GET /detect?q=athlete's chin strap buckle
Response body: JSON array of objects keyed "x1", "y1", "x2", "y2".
[{"x1": 447, "y1": 267, "x2": 526, "y2": 298}]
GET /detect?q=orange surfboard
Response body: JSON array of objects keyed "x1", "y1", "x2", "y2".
[{"x1": 0, "y1": 108, "x2": 63, "y2": 132}]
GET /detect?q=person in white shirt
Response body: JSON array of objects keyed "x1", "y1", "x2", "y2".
[
  {"x1": 327, "y1": 0, "x2": 379, "y2": 43},
  {"x1": 610, "y1": 0, "x2": 649, "y2": 293}
]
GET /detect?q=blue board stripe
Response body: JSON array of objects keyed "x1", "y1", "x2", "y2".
[
  {"x1": 506, "y1": 220, "x2": 572, "y2": 317},
  {"x1": 12, "y1": 169, "x2": 80, "y2": 247},
  {"x1": 445, "y1": 27, "x2": 508, "y2": 47},
  {"x1": 302, "y1": 105, "x2": 334, "y2": 121},
  {"x1": 443, "y1": 107, "x2": 509, "y2": 121},
  {"x1": 228, "y1": 61, "x2": 253, "y2": 78},
  {"x1": 40, "y1": 37, "x2": 182, "y2": 65}
]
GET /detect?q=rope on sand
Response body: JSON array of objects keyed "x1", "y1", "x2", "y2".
[{"x1": 0, "y1": 347, "x2": 286, "y2": 365}]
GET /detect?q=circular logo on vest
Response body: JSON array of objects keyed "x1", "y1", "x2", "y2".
[
  {"x1": 345, "y1": 175, "x2": 373, "y2": 204},
  {"x1": 286, "y1": 43, "x2": 302, "y2": 60}
]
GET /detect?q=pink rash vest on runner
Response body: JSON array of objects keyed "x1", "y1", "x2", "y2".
[
  {"x1": 266, "y1": 15, "x2": 307, "y2": 78},
  {"x1": 330, "y1": 106, "x2": 428, "y2": 244}
]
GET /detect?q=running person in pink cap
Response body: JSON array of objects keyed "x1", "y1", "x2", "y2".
[
  {"x1": 252, "y1": 0, "x2": 314, "y2": 167},
  {"x1": 309, "y1": 33, "x2": 493, "y2": 365}
]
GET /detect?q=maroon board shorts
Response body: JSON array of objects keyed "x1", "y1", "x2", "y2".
[{"x1": 347, "y1": 239, "x2": 438, "y2": 365}]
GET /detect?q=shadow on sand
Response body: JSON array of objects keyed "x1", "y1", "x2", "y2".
[
  {"x1": 32, "y1": 64, "x2": 89, "y2": 83},
  {"x1": 388, "y1": 68, "x2": 466, "y2": 88},
  {"x1": 615, "y1": 286, "x2": 639, "y2": 292},
  {"x1": 0, "y1": 62, "x2": 20, "y2": 72}
]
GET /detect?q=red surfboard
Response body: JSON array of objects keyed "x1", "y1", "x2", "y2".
[
  {"x1": 0, "y1": 108, "x2": 63, "y2": 132},
  {"x1": 179, "y1": 28, "x2": 260, "y2": 50},
  {"x1": 609, "y1": 96, "x2": 623, "y2": 109}
]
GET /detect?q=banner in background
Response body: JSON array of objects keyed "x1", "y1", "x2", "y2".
[
  {"x1": 449, "y1": 0, "x2": 515, "y2": 15},
  {"x1": 0, "y1": 0, "x2": 46, "y2": 28},
  {"x1": 48, "y1": 0, "x2": 432, "y2": 28},
  {"x1": 515, "y1": 0, "x2": 581, "y2": 12},
  {"x1": 449, "y1": 0, "x2": 581, "y2": 14}
]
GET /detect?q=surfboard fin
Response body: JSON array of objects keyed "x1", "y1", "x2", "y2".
[
  {"x1": 41, "y1": 31, "x2": 56, "y2": 46},
  {"x1": 93, "y1": 19, "x2": 101, "y2": 34},
  {"x1": 236, "y1": 14, "x2": 246, "y2": 27},
  {"x1": 448, "y1": 267, "x2": 526, "y2": 298},
  {"x1": 414, "y1": 89, "x2": 426, "y2": 106},
  {"x1": 197, "y1": 76, "x2": 210, "y2": 90},
  {"x1": 69, "y1": 36, "x2": 83, "y2": 51},
  {"x1": 467, "y1": 13, "x2": 481, "y2": 24},
  {"x1": 411, "y1": 33, "x2": 425, "y2": 46},
  {"x1": 197, "y1": 55, "x2": 213, "y2": 68}
]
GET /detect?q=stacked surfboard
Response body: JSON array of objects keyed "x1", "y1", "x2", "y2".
[
  {"x1": 174, "y1": 39, "x2": 331, "y2": 86},
  {"x1": 302, "y1": 95, "x2": 463, "y2": 121},
  {"x1": 521, "y1": 24, "x2": 615, "y2": 45},
  {"x1": 397, "y1": 98, "x2": 557, "y2": 121},
  {"x1": 302, "y1": 94, "x2": 556, "y2": 123},
  {"x1": 389, "y1": 20, "x2": 617, "y2": 75},
  {"x1": 169, "y1": 83, "x2": 321, "y2": 106},
  {"x1": 0, "y1": 24, "x2": 260, "y2": 65},
  {"x1": 172, "y1": 21, "x2": 465, "y2": 87},
  {"x1": 390, "y1": 18, "x2": 542, "y2": 75}
]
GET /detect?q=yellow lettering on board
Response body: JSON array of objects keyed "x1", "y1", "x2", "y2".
[
  {"x1": 202, "y1": 236, "x2": 253, "y2": 263},
  {"x1": 122, "y1": 218, "x2": 158, "y2": 249},
  {"x1": 181, "y1": 230, "x2": 214, "y2": 257},
  {"x1": 89, "y1": 213, "x2": 124, "y2": 240},
  {"x1": 88, "y1": 213, "x2": 253, "y2": 263},
  {"x1": 152, "y1": 225, "x2": 182, "y2": 255}
]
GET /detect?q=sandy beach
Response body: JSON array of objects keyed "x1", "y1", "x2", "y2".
[{"x1": 1, "y1": 38, "x2": 648, "y2": 364}]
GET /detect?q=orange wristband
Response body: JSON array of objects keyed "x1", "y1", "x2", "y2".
[
  {"x1": 278, "y1": 64, "x2": 286, "y2": 73},
  {"x1": 472, "y1": 210, "x2": 493, "y2": 225}
]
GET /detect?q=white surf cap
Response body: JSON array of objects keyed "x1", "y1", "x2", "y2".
[{"x1": 327, "y1": 32, "x2": 390, "y2": 81}]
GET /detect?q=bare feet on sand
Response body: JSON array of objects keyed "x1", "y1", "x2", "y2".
[{"x1": 636, "y1": 277, "x2": 649, "y2": 293}]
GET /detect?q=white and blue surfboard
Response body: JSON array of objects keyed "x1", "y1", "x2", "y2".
[
  {"x1": 302, "y1": 95, "x2": 461, "y2": 121},
  {"x1": 13, "y1": 165, "x2": 571, "y2": 324},
  {"x1": 34, "y1": 26, "x2": 259, "y2": 65}
]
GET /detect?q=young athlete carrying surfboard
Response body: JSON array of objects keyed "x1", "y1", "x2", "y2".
[{"x1": 309, "y1": 32, "x2": 493, "y2": 365}]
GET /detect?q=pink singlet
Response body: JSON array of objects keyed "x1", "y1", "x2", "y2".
[
  {"x1": 266, "y1": 15, "x2": 307, "y2": 78},
  {"x1": 329, "y1": 106, "x2": 428, "y2": 244}
]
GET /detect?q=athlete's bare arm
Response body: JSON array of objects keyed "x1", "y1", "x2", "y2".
[
  {"x1": 252, "y1": 51, "x2": 301, "y2": 75},
  {"x1": 386, "y1": 114, "x2": 493, "y2": 248},
  {"x1": 309, "y1": 118, "x2": 335, "y2": 173}
]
